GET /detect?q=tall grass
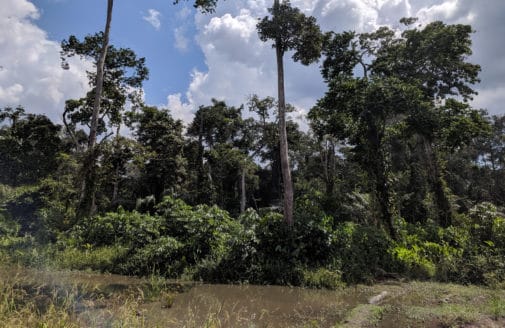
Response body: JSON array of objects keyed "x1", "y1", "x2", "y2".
[{"x1": 0, "y1": 269, "x2": 173, "y2": 328}]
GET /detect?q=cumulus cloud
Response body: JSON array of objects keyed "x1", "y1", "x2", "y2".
[
  {"x1": 143, "y1": 9, "x2": 162, "y2": 30},
  {"x1": 167, "y1": 0, "x2": 505, "y2": 125},
  {"x1": 0, "y1": 0, "x2": 90, "y2": 122},
  {"x1": 167, "y1": 93, "x2": 195, "y2": 123},
  {"x1": 411, "y1": 0, "x2": 505, "y2": 114}
]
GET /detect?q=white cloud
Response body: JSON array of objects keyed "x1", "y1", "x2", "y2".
[
  {"x1": 167, "y1": 93, "x2": 195, "y2": 123},
  {"x1": 174, "y1": 27, "x2": 189, "y2": 52},
  {"x1": 143, "y1": 9, "x2": 162, "y2": 31},
  {"x1": 0, "y1": 0, "x2": 90, "y2": 122},
  {"x1": 177, "y1": 6, "x2": 192, "y2": 20},
  {"x1": 0, "y1": 84, "x2": 24, "y2": 104},
  {"x1": 417, "y1": 0, "x2": 459, "y2": 22},
  {"x1": 168, "y1": 0, "x2": 505, "y2": 127}
]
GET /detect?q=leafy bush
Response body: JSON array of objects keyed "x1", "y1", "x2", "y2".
[
  {"x1": 70, "y1": 209, "x2": 162, "y2": 248},
  {"x1": 54, "y1": 244, "x2": 127, "y2": 272},
  {"x1": 332, "y1": 222, "x2": 394, "y2": 283},
  {"x1": 155, "y1": 197, "x2": 242, "y2": 266},
  {"x1": 118, "y1": 236, "x2": 184, "y2": 277},
  {"x1": 0, "y1": 235, "x2": 53, "y2": 268},
  {"x1": 302, "y1": 268, "x2": 345, "y2": 289},
  {"x1": 0, "y1": 213, "x2": 18, "y2": 236},
  {"x1": 392, "y1": 245, "x2": 436, "y2": 279}
]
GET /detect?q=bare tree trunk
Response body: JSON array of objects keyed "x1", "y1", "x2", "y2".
[
  {"x1": 89, "y1": 0, "x2": 113, "y2": 150},
  {"x1": 324, "y1": 138, "x2": 336, "y2": 197},
  {"x1": 78, "y1": 0, "x2": 114, "y2": 218},
  {"x1": 274, "y1": 1, "x2": 294, "y2": 226},
  {"x1": 240, "y1": 166, "x2": 246, "y2": 213},
  {"x1": 111, "y1": 124, "x2": 120, "y2": 207}
]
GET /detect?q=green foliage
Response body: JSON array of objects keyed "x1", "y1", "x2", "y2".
[
  {"x1": 54, "y1": 244, "x2": 127, "y2": 272},
  {"x1": 2, "y1": 184, "x2": 45, "y2": 237},
  {"x1": 0, "y1": 235, "x2": 53, "y2": 268},
  {"x1": 302, "y1": 268, "x2": 345, "y2": 289},
  {"x1": 156, "y1": 197, "x2": 242, "y2": 266},
  {"x1": 3, "y1": 13, "x2": 505, "y2": 291},
  {"x1": 61, "y1": 33, "x2": 148, "y2": 134},
  {"x1": 70, "y1": 209, "x2": 163, "y2": 252},
  {"x1": 392, "y1": 245, "x2": 437, "y2": 279},
  {"x1": 173, "y1": 0, "x2": 219, "y2": 13},
  {"x1": 0, "y1": 108, "x2": 63, "y2": 186},
  {"x1": 257, "y1": 0, "x2": 323, "y2": 64},
  {"x1": 333, "y1": 222, "x2": 395, "y2": 283},
  {"x1": 118, "y1": 236, "x2": 184, "y2": 277},
  {"x1": 0, "y1": 215, "x2": 18, "y2": 237},
  {"x1": 130, "y1": 106, "x2": 187, "y2": 202}
]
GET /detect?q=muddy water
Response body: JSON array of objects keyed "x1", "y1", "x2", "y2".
[
  {"x1": 144, "y1": 284, "x2": 369, "y2": 327},
  {"x1": 3, "y1": 266, "x2": 503, "y2": 327},
  {"x1": 0, "y1": 266, "x2": 375, "y2": 327}
]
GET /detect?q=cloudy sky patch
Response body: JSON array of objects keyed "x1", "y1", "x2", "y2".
[
  {"x1": 1, "y1": 0, "x2": 504, "y2": 125},
  {"x1": 143, "y1": 9, "x2": 162, "y2": 31}
]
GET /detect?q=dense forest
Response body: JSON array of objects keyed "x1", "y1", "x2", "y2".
[{"x1": 1, "y1": 0, "x2": 505, "y2": 289}]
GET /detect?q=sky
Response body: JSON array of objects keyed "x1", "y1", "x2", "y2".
[{"x1": 1, "y1": 0, "x2": 504, "y2": 127}]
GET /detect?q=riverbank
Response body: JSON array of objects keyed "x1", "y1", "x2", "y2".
[{"x1": 1, "y1": 266, "x2": 504, "y2": 327}]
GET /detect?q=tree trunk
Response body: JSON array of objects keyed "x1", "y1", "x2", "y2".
[
  {"x1": 274, "y1": 4, "x2": 294, "y2": 226},
  {"x1": 89, "y1": 0, "x2": 113, "y2": 150},
  {"x1": 112, "y1": 164, "x2": 119, "y2": 206},
  {"x1": 422, "y1": 137, "x2": 452, "y2": 227},
  {"x1": 196, "y1": 113, "x2": 205, "y2": 203},
  {"x1": 240, "y1": 166, "x2": 246, "y2": 213},
  {"x1": 324, "y1": 139, "x2": 336, "y2": 197},
  {"x1": 375, "y1": 162, "x2": 396, "y2": 239},
  {"x1": 78, "y1": 0, "x2": 114, "y2": 218},
  {"x1": 367, "y1": 115, "x2": 395, "y2": 239},
  {"x1": 111, "y1": 125, "x2": 120, "y2": 207}
]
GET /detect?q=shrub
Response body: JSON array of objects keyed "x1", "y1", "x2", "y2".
[
  {"x1": 156, "y1": 197, "x2": 242, "y2": 266},
  {"x1": 332, "y1": 222, "x2": 394, "y2": 283},
  {"x1": 55, "y1": 244, "x2": 127, "y2": 272},
  {"x1": 118, "y1": 236, "x2": 184, "y2": 277},
  {"x1": 302, "y1": 268, "x2": 345, "y2": 289},
  {"x1": 392, "y1": 245, "x2": 436, "y2": 279},
  {"x1": 70, "y1": 209, "x2": 162, "y2": 248}
]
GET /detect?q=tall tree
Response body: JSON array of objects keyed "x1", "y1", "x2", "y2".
[
  {"x1": 64, "y1": 0, "x2": 222, "y2": 218},
  {"x1": 130, "y1": 106, "x2": 187, "y2": 203},
  {"x1": 257, "y1": 0, "x2": 322, "y2": 225},
  {"x1": 311, "y1": 19, "x2": 483, "y2": 233},
  {"x1": 373, "y1": 19, "x2": 481, "y2": 227},
  {"x1": 61, "y1": 32, "x2": 148, "y2": 217},
  {"x1": 186, "y1": 99, "x2": 257, "y2": 213},
  {"x1": 0, "y1": 107, "x2": 62, "y2": 186}
]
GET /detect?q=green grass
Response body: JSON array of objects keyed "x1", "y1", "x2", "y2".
[{"x1": 0, "y1": 267, "x2": 180, "y2": 328}]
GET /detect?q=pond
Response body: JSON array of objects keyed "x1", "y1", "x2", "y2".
[
  {"x1": 143, "y1": 283, "x2": 370, "y2": 327},
  {"x1": 1, "y1": 266, "x2": 503, "y2": 327}
]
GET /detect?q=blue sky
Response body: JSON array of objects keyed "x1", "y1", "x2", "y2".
[
  {"x1": 33, "y1": 0, "x2": 206, "y2": 105},
  {"x1": 1, "y1": 0, "x2": 505, "y2": 125}
]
